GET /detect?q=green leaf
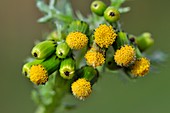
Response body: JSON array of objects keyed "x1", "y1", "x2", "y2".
[
  {"x1": 65, "y1": 3, "x2": 74, "y2": 17},
  {"x1": 110, "y1": 0, "x2": 126, "y2": 8},
  {"x1": 37, "y1": 14, "x2": 52, "y2": 23},
  {"x1": 118, "y1": 7, "x2": 131, "y2": 13},
  {"x1": 53, "y1": 10, "x2": 73, "y2": 23},
  {"x1": 36, "y1": 0, "x2": 50, "y2": 13},
  {"x1": 76, "y1": 11, "x2": 86, "y2": 21}
]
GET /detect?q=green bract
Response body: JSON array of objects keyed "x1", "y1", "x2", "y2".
[
  {"x1": 59, "y1": 58, "x2": 75, "y2": 79},
  {"x1": 68, "y1": 20, "x2": 89, "y2": 35},
  {"x1": 90, "y1": 1, "x2": 107, "y2": 16},
  {"x1": 76, "y1": 66, "x2": 98, "y2": 85},
  {"x1": 31, "y1": 41, "x2": 56, "y2": 59},
  {"x1": 39, "y1": 55, "x2": 61, "y2": 75},
  {"x1": 104, "y1": 6, "x2": 120, "y2": 23},
  {"x1": 56, "y1": 42, "x2": 70, "y2": 58},
  {"x1": 113, "y1": 31, "x2": 129, "y2": 50}
]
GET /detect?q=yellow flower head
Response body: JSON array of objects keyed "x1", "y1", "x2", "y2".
[
  {"x1": 94, "y1": 24, "x2": 117, "y2": 48},
  {"x1": 131, "y1": 57, "x2": 150, "y2": 77},
  {"x1": 71, "y1": 78, "x2": 92, "y2": 100},
  {"x1": 29, "y1": 65, "x2": 48, "y2": 85},
  {"x1": 66, "y1": 32, "x2": 88, "y2": 49},
  {"x1": 85, "y1": 48, "x2": 105, "y2": 67},
  {"x1": 114, "y1": 45, "x2": 135, "y2": 67}
]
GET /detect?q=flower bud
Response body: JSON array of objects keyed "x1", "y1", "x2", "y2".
[
  {"x1": 104, "y1": 6, "x2": 120, "y2": 23},
  {"x1": 31, "y1": 41, "x2": 56, "y2": 59},
  {"x1": 29, "y1": 55, "x2": 61, "y2": 85},
  {"x1": 90, "y1": 1, "x2": 107, "y2": 16},
  {"x1": 56, "y1": 42, "x2": 70, "y2": 58},
  {"x1": 47, "y1": 31, "x2": 66, "y2": 42},
  {"x1": 59, "y1": 58, "x2": 75, "y2": 79},
  {"x1": 22, "y1": 59, "x2": 43, "y2": 78},
  {"x1": 68, "y1": 20, "x2": 89, "y2": 35},
  {"x1": 136, "y1": 32, "x2": 154, "y2": 52}
]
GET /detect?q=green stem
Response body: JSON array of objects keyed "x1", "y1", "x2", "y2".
[
  {"x1": 76, "y1": 46, "x2": 88, "y2": 69},
  {"x1": 35, "y1": 72, "x2": 72, "y2": 113}
]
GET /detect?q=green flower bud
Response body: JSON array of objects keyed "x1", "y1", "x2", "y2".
[
  {"x1": 29, "y1": 55, "x2": 61, "y2": 85},
  {"x1": 47, "y1": 31, "x2": 66, "y2": 42},
  {"x1": 68, "y1": 20, "x2": 89, "y2": 35},
  {"x1": 59, "y1": 58, "x2": 75, "y2": 79},
  {"x1": 47, "y1": 31, "x2": 58, "y2": 41},
  {"x1": 113, "y1": 31, "x2": 129, "y2": 50},
  {"x1": 77, "y1": 66, "x2": 99, "y2": 85},
  {"x1": 22, "y1": 59, "x2": 43, "y2": 78},
  {"x1": 136, "y1": 32, "x2": 154, "y2": 52},
  {"x1": 56, "y1": 42, "x2": 70, "y2": 58},
  {"x1": 104, "y1": 6, "x2": 120, "y2": 23},
  {"x1": 31, "y1": 41, "x2": 56, "y2": 59},
  {"x1": 90, "y1": 1, "x2": 107, "y2": 16}
]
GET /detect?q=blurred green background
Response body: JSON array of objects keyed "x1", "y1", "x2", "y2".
[{"x1": 0, "y1": 0, "x2": 169, "y2": 113}]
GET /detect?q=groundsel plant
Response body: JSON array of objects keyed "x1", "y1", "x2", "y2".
[{"x1": 22, "y1": 0, "x2": 164, "y2": 113}]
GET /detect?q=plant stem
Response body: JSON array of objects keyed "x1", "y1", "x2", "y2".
[{"x1": 35, "y1": 72, "x2": 72, "y2": 113}]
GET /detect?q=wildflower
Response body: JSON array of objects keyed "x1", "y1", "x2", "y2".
[
  {"x1": 94, "y1": 24, "x2": 117, "y2": 48},
  {"x1": 66, "y1": 32, "x2": 88, "y2": 49},
  {"x1": 71, "y1": 78, "x2": 92, "y2": 100},
  {"x1": 22, "y1": 59, "x2": 43, "y2": 78},
  {"x1": 131, "y1": 57, "x2": 150, "y2": 77},
  {"x1": 114, "y1": 45, "x2": 135, "y2": 66},
  {"x1": 29, "y1": 65, "x2": 48, "y2": 85},
  {"x1": 29, "y1": 55, "x2": 61, "y2": 85},
  {"x1": 85, "y1": 48, "x2": 105, "y2": 67}
]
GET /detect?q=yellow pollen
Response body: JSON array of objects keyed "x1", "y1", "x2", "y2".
[
  {"x1": 66, "y1": 32, "x2": 88, "y2": 49},
  {"x1": 94, "y1": 24, "x2": 117, "y2": 48},
  {"x1": 71, "y1": 78, "x2": 92, "y2": 100},
  {"x1": 114, "y1": 45, "x2": 135, "y2": 66},
  {"x1": 29, "y1": 65, "x2": 48, "y2": 85},
  {"x1": 131, "y1": 57, "x2": 150, "y2": 77},
  {"x1": 85, "y1": 50, "x2": 105, "y2": 67}
]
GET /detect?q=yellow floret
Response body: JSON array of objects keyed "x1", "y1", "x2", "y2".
[
  {"x1": 85, "y1": 50, "x2": 105, "y2": 67},
  {"x1": 29, "y1": 65, "x2": 48, "y2": 85},
  {"x1": 71, "y1": 78, "x2": 92, "y2": 100},
  {"x1": 66, "y1": 32, "x2": 88, "y2": 49},
  {"x1": 114, "y1": 45, "x2": 135, "y2": 66},
  {"x1": 94, "y1": 24, "x2": 117, "y2": 48},
  {"x1": 131, "y1": 57, "x2": 150, "y2": 77}
]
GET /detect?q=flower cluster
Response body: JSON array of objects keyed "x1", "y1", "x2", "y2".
[{"x1": 21, "y1": 0, "x2": 157, "y2": 112}]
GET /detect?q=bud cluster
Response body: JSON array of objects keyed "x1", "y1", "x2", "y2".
[{"x1": 22, "y1": 0, "x2": 154, "y2": 101}]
